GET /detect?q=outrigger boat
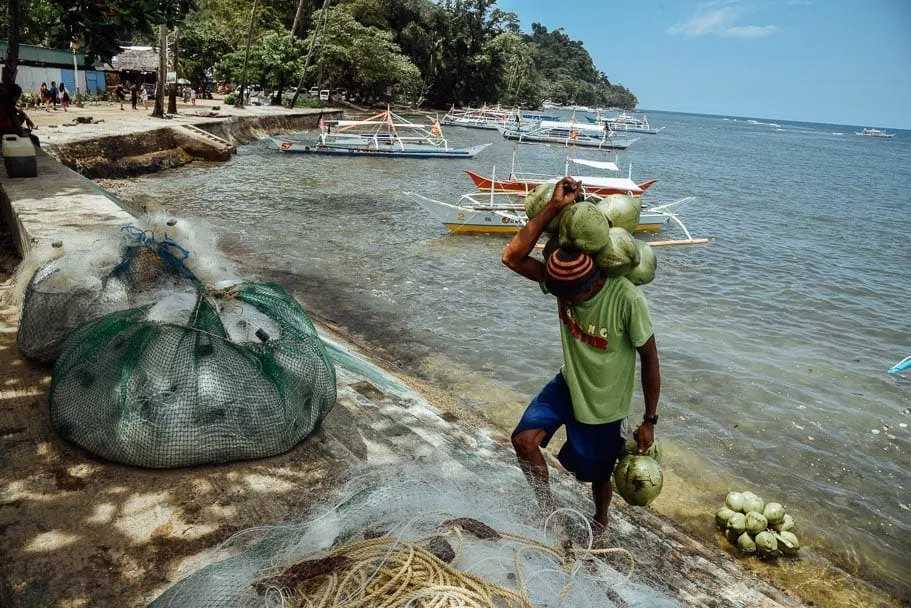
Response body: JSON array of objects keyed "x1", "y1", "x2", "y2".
[
  {"x1": 855, "y1": 128, "x2": 896, "y2": 138},
  {"x1": 466, "y1": 156, "x2": 658, "y2": 197},
  {"x1": 442, "y1": 105, "x2": 557, "y2": 131},
  {"x1": 406, "y1": 189, "x2": 698, "y2": 236},
  {"x1": 406, "y1": 191, "x2": 527, "y2": 234},
  {"x1": 590, "y1": 111, "x2": 665, "y2": 134},
  {"x1": 500, "y1": 120, "x2": 639, "y2": 150},
  {"x1": 270, "y1": 109, "x2": 491, "y2": 158}
]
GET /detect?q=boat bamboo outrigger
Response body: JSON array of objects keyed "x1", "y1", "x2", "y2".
[
  {"x1": 270, "y1": 108, "x2": 491, "y2": 158},
  {"x1": 499, "y1": 120, "x2": 639, "y2": 150}
]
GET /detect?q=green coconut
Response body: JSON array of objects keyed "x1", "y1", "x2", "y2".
[
  {"x1": 745, "y1": 511, "x2": 768, "y2": 535},
  {"x1": 716, "y1": 506, "x2": 737, "y2": 529},
  {"x1": 542, "y1": 234, "x2": 561, "y2": 263},
  {"x1": 754, "y1": 530, "x2": 779, "y2": 558},
  {"x1": 772, "y1": 513, "x2": 795, "y2": 532},
  {"x1": 613, "y1": 454, "x2": 663, "y2": 507},
  {"x1": 594, "y1": 227, "x2": 639, "y2": 276},
  {"x1": 725, "y1": 492, "x2": 745, "y2": 513},
  {"x1": 622, "y1": 437, "x2": 663, "y2": 462},
  {"x1": 763, "y1": 502, "x2": 786, "y2": 525},
  {"x1": 596, "y1": 194, "x2": 641, "y2": 233},
  {"x1": 737, "y1": 532, "x2": 757, "y2": 554},
  {"x1": 741, "y1": 492, "x2": 764, "y2": 514},
  {"x1": 775, "y1": 531, "x2": 800, "y2": 556},
  {"x1": 624, "y1": 241, "x2": 657, "y2": 286},
  {"x1": 726, "y1": 512, "x2": 747, "y2": 536},
  {"x1": 558, "y1": 201, "x2": 611, "y2": 253},
  {"x1": 523, "y1": 183, "x2": 566, "y2": 234}
]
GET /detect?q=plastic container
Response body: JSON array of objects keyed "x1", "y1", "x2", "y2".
[{"x1": 2, "y1": 134, "x2": 37, "y2": 178}]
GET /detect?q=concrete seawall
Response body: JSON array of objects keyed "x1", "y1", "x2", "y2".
[{"x1": 40, "y1": 108, "x2": 341, "y2": 179}]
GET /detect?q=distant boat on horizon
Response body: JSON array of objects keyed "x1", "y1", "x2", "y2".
[{"x1": 855, "y1": 128, "x2": 896, "y2": 138}]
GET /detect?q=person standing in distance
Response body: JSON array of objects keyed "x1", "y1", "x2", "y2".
[{"x1": 501, "y1": 176, "x2": 661, "y2": 534}]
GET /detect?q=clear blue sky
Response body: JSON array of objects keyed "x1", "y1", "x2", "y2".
[{"x1": 495, "y1": 0, "x2": 911, "y2": 129}]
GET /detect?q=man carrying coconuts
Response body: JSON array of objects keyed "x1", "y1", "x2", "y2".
[{"x1": 502, "y1": 176, "x2": 661, "y2": 535}]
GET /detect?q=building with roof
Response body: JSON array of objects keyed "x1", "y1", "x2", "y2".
[{"x1": 0, "y1": 43, "x2": 108, "y2": 96}]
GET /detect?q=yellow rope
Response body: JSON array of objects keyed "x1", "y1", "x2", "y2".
[{"x1": 258, "y1": 522, "x2": 636, "y2": 608}]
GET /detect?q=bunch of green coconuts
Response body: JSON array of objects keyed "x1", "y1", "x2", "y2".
[{"x1": 715, "y1": 491, "x2": 800, "y2": 559}]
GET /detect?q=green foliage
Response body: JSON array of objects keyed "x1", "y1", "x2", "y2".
[
  {"x1": 2, "y1": 0, "x2": 198, "y2": 63},
  {"x1": 304, "y1": 7, "x2": 420, "y2": 101},
  {"x1": 224, "y1": 92, "x2": 237, "y2": 105},
  {"x1": 3, "y1": 0, "x2": 637, "y2": 109}
]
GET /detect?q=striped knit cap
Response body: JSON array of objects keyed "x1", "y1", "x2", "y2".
[{"x1": 545, "y1": 247, "x2": 601, "y2": 298}]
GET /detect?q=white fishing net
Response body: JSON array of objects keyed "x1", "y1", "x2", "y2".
[
  {"x1": 148, "y1": 467, "x2": 678, "y2": 607},
  {"x1": 13, "y1": 215, "x2": 240, "y2": 363}
]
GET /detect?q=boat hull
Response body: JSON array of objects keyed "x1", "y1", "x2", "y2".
[
  {"x1": 501, "y1": 131, "x2": 638, "y2": 150},
  {"x1": 464, "y1": 170, "x2": 657, "y2": 196},
  {"x1": 274, "y1": 139, "x2": 491, "y2": 159}
]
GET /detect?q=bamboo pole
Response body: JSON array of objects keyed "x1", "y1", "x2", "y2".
[
  {"x1": 532, "y1": 237, "x2": 708, "y2": 251},
  {"x1": 236, "y1": 0, "x2": 261, "y2": 108},
  {"x1": 153, "y1": 24, "x2": 167, "y2": 117},
  {"x1": 289, "y1": 0, "x2": 331, "y2": 108}
]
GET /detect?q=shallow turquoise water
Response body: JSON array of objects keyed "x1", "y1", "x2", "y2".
[{"x1": 114, "y1": 111, "x2": 910, "y2": 596}]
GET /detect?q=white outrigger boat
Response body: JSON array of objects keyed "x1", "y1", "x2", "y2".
[
  {"x1": 406, "y1": 189, "x2": 700, "y2": 239},
  {"x1": 406, "y1": 191, "x2": 527, "y2": 234},
  {"x1": 592, "y1": 111, "x2": 665, "y2": 135},
  {"x1": 270, "y1": 109, "x2": 490, "y2": 158},
  {"x1": 855, "y1": 128, "x2": 896, "y2": 138},
  {"x1": 442, "y1": 105, "x2": 557, "y2": 131},
  {"x1": 500, "y1": 120, "x2": 640, "y2": 150}
]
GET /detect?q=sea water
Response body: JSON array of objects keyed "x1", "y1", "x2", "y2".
[{"x1": 108, "y1": 111, "x2": 910, "y2": 600}]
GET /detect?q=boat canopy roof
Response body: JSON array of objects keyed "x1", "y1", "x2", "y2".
[
  {"x1": 541, "y1": 175, "x2": 642, "y2": 193},
  {"x1": 569, "y1": 158, "x2": 619, "y2": 172},
  {"x1": 538, "y1": 120, "x2": 607, "y2": 133}
]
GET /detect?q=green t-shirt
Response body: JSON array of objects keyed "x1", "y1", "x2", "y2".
[{"x1": 557, "y1": 277, "x2": 654, "y2": 424}]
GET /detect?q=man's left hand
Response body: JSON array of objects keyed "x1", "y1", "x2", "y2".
[{"x1": 636, "y1": 422, "x2": 655, "y2": 453}]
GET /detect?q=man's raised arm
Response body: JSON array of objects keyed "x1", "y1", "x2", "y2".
[{"x1": 502, "y1": 177, "x2": 579, "y2": 283}]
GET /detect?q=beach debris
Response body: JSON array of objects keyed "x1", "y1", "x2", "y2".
[{"x1": 716, "y1": 490, "x2": 801, "y2": 559}]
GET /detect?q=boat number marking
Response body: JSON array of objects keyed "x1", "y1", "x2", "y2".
[
  {"x1": 280, "y1": 142, "x2": 293, "y2": 151},
  {"x1": 457, "y1": 213, "x2": 465, "y2": 221}
]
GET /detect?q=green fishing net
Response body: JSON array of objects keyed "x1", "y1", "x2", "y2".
[{"x1": 49, "y1": 282, "x2": 337, "y2": 468}]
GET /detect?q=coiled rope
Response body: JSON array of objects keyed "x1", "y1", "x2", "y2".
[{"x1": 254, "y1": 515, "x2": 635, "y2": 608}]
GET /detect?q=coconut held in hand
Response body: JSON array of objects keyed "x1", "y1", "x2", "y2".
[
  {"x1": 613, "y1": 454, "x2": 663, "y2": 506},
  {"x1": 524, "y1": 183, "x2": 564, "y2": 234},
  {"x1": 559, "y1": 201, "x2": 611, "y2": 253}
]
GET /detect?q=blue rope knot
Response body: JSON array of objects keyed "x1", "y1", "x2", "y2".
[{"x1": 115, "y1": 223, "x2": 198, "y2": 282}]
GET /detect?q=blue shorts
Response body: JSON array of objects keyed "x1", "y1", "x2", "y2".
[{"x1": 512, "y1": 373, "x2": 624, "y2": 483}]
